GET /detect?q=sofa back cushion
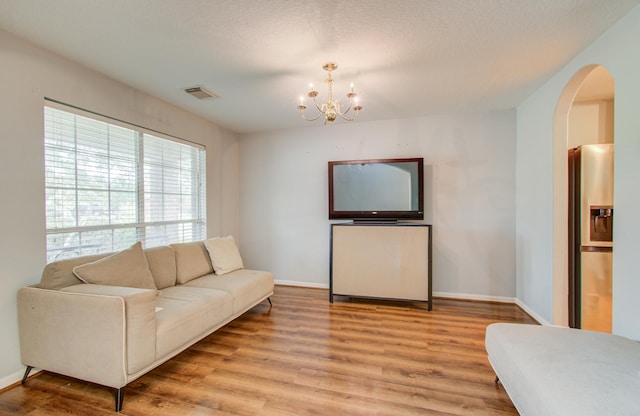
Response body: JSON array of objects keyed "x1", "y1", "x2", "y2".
[
  {"x1": 144, "y1": 245, "x2": 177, "y2": 289},
  {"x1": 170, "y1": 241, "x2": 214, "y2": 284},
  {"x1": 72, "y1": 242, "x2": 157, "y2": 290},
  {"x1": 40, "y1": 253, "x2": 110, "y2": 290},
  {"x1": 40, "y1": 242, "x2": 206, "y2": 290}
]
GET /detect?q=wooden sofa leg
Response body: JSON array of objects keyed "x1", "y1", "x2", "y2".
[
  {"x1": 115, "y1": 388, "x2": 124, "y2": 412},
  {"x1": 21, "y1": 366, "x2": 33, "y2": 384},
  {"x1": 267, "y1": 297, "x2": 272, "y2": 306},
  {"x1": 494, "y1": 375, "x2": 500, "y2": 384}
]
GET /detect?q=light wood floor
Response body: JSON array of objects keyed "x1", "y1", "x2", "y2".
[{"x1": 0, "y1": 286, "x2": 536, "y2": 415}]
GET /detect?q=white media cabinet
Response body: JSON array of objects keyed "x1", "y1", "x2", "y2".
[{"x1": 330, "y1": 222, "x2": 432, "y2": 310}]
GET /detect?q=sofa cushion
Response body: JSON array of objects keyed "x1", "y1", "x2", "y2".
[
  {"x1": 144, "y1": 245, "x2": 177, "y2": 290},
  {"x1": 184, "y1": 269, "x2": 273, "y2": 315},
  {"x1": 73, "y1": 242, "x2": 157, "y2": 290},
  {"x1": 40, "y1": 253, "x2": 109, "y2": 290},
  {"x1": 204, "y1": 235, "x2": 244, "y2": 275},
  {"x1": 170, "y1": 241, "x2": 213, "y2": 284},
  {"x1": 155, "y1": 286, "x2": 233, "y2": 358}
]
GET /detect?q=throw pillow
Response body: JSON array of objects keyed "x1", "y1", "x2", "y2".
[
  {"x1": 72, "y1": 241, "x2": 158, "y2": 290},
  {"x1": 204, "y1": 236, "x2": 244, "y2": 275}
]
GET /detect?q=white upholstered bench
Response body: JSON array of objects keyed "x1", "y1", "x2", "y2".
[{"x1": 485, "y1": 323, "x2": 640, "y2": 415}]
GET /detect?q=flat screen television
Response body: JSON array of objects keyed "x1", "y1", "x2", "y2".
[{"x1": 328, "y1": 157, "x2": 424, "y2": 221}]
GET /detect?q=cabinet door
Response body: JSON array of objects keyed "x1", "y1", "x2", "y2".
[{"x1": 332, "y1": 225, "x2": 429, "y2": 301}]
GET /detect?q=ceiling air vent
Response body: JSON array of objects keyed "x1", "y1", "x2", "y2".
[{"x1": 185, "y1": 86, "x2": 218, "y2": 100}]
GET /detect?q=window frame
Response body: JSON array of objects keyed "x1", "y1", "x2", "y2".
[{"x1": 44, "y1": 100, "x2": 206, "y2": 262}]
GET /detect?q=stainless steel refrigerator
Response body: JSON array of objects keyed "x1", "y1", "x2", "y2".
[{"x1": 568, "y1": 144, "x2": 613, "y2": 333}]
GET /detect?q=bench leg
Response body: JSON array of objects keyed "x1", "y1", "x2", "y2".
[
  {"x1": 115, "y1": 388, "x2": 124, "y2": 412},
  {"x1": 21, "y1": 366, "x2": 33, "y2": 384}
]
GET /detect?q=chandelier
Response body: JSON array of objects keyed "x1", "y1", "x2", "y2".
[{"x1": 297, "y1": 63, "x2": 362, "y2": 123}]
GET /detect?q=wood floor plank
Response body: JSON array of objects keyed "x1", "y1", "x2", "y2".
[{"x1": 2, "y1": 285, "x2": 535, "y2": 414}]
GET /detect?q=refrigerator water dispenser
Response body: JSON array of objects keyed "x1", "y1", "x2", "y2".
[{"x1": 590, "y1": 206, "x2": 613, "y2": 242}]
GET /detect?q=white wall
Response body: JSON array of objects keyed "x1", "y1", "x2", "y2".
[
  {"x1": 516, "y1": 4, "x2": 640, "y2": 337},
  {"x1": 239, "y1": 112, "x2": 517, "y2": 300},
  {"x1": 0, "y1": 30, "x2": 239, "y2": 387},
  {"x1": 568, "y1": 100, "x2": 614, "y2": 148}
]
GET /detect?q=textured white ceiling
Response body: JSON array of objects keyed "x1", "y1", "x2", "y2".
[{"x1": 0, "y1": 0, "x2": 637, "y2": 133}]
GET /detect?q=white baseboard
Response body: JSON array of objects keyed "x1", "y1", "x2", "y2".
[
  {"x1": 433, "y1": 291, "x2": 516, "y2": 304},
  {"x1": 0, "y1": 367, "x2": 40, "y2": 390},
  {"x1": 275, "y1": 280, "x2": 329, "y2": 289},
  {"x1": 0, "y1": 369, "x2": 24, "y2": 389},
  {"x1": 435, "y1": 292, "x2": 548, "y2": 326},
  {"x1": 514, "y1": 298, "x2": 551, "y2": 326},
  {"x1": 275, "y1": 284, "x2": 520, "y2": 305},
  {"x1": 275, "y1": 282, "x2": 521, "y2": 304}
]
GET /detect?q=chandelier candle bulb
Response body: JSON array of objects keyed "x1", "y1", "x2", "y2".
[{"x1": 297, "y1": 96, "x2": 306, "y2": 111}]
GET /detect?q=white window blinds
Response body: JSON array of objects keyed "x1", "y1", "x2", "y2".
[{"x1": 44, "y1": 104, "x2": 206, "y2": 262}]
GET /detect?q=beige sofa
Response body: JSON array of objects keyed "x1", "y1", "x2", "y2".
[{"x1": 17, "y1": 239, "x2": 274, "y2": 412}]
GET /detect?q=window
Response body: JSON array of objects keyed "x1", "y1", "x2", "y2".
[{"x1": 44, "y1": 103, "x2": 206, "y2": 262}]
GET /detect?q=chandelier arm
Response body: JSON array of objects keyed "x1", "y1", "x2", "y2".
[
  {"x1": 338, "y1": 109, "x2": 361, "y2": 122},
  {"x1": 298, "y1": 109, "x2": 325, "y2": 121},
  {"x1": 312, "y1": 96, "x2": 325, "y2": 113},
  {"x1": 337, "y1": 101, "x2": 352, "y2": 116}
]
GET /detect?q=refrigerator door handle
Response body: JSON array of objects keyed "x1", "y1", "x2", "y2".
[{"x1": 580, "y1": 246, "x2": 613, "y2": 253}]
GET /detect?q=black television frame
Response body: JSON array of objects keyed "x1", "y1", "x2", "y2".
[{"x1": 328, "y1": 157, "x2": 424, "y2": 221}]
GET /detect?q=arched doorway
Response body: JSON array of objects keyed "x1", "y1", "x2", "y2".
[{"x1": 553, "y1": 65, "x2": 615, "y2": 329}]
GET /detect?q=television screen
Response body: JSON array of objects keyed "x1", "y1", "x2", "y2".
[{"x1": 328, "y1": 158, "x2": 424, "y2": 221}]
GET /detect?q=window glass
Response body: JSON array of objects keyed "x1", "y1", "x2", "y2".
[{"x1": 44, "y1": 105, "x2": 206, "y2": 262}]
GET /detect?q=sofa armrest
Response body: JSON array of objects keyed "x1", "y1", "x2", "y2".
[{"x1": 17, "y1": 285, "x2": 156, "y2": 388}]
